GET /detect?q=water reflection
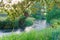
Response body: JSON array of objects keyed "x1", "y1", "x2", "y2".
[
  {"x1": 0, "y1": 14, "x2": 7, "y2": 17},
  {"x1": 0, "y1": 20, "x2": 48, "y2": 37}
]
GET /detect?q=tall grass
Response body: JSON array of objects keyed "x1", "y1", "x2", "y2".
[{"x1": 0, "y1": 27, "x2": 60, "y2": 40}]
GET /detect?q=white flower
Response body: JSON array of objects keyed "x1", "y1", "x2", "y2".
[
  {"x1": 3, "y1": 0, "x2": 24, "y2": 5},
  {"x1": 11, "y1": 0, "x2": 24, "y2": 5}
]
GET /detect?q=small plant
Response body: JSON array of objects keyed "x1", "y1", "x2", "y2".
[
  {"x1": 25, "y1": 17, "x2": 35, "y2": 26},
  {"x1": 50, "y1": 19, "x2": 60, "y2": 28}
]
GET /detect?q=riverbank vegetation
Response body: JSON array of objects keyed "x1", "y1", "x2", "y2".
[
  {"x1": 0, "y1": 0, "x2": 60, "y2": 40},
  {"x1": 0, "y1": 0, "x2": 60, "y2": 30}
]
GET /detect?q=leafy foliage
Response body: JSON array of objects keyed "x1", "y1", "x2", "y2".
[
  {"x1": 0, "y1": 0, "x2": 60, "y2": 29},
  {"x1": 50, "y1": 19, "x2": 60, "y2": 28},
  {"x1": 25, "y1": 17, "x2": 35, "y2": 26},
  {"x1": 46, "y1": 5, "x2": 60, "y2": 23}
]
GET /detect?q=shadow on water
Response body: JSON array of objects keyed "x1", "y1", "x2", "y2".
[
  {"x1": 0, "y1": 19, "x2": 50, "y2": 37},
  {"x1": 0, "y1": 19, "x2": 50, "y2": 33},
  {"x1": 0, "y1": 28, "x2": 18, "y2": 33}
]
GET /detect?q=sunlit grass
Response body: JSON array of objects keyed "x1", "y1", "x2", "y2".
[
  {"x1": 0, "y1": 27, "x2": 60, "y2": 40},
  {"x1": 0, "y1": 17, "x2": 7, "y2": 21}
]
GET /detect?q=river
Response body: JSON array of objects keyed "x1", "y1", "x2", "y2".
[{"x1": 0, "y1": 20, "x2": 48, "y2": 37}]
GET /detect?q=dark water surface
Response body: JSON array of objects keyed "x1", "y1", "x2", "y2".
[{"x1": 0, "y1": 20, "x2": 48, "y2": 37}]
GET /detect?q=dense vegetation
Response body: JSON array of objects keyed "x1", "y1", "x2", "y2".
[
  {"x1": 0, "y1": 0, "x2": 60, "y2": 29},
  {"x1": 0, "y1": 0, "x2": 44, "y2": 30},
  {"x1": 0, "y1": 0, "x2": 60, "y2": 40}
]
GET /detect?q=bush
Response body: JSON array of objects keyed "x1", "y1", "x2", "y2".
[
  {"x1": 0, "y1": 16, "x2": 36, "y2": 30},
  {"x1": 50, "y1": 19, "x2": 60, "y2": 28},
  {"x1": 0, "y1": 19, "x2": 17, "y2": 29},
  {"x1": 1, "y1": 20, "x2": 13, "y2": 29},
  {"x1": 1, "y1": 27, "x2": 60, "y2": 40},
  {"x1": 25, "y1": 17, "x2": 35, "y2": 26},
  {"x1": 46, "y1": 6, "x2": 60, "y2": 23},
  {"x1": 0, "y1": 21, "x2": 7, "y2": 29},
  {"x1": 31, "y1": 13, "x2": 42, "y2": 19},
  {"x1": 14, "y1": 18, "x2": 19, "y2": 29},
  {"x1": 5, "y1": 18, "x2": 20, "y2": 29}
]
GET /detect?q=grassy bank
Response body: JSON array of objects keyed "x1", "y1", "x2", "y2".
[{"x1": 0, "y1": 27, "x2": 60, "y2": 40}]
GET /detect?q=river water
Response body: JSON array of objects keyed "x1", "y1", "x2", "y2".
[
  {"x1": 0, "y1": 20, "x2": 47, "y2": 37},
  {"x1": 33, "y1": 20, "x2": 47, "y2": 30}
]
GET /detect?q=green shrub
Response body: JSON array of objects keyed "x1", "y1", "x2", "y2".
[
  {"x1": 0, "y1": 21, "x2": 7, "y2": 29},
  {"x1": 46, "y1": 6, "x2": 60, "y2": 23},
  {"x1": 25, "y1": 17, "x2": 35, "y2": 26},
  {"x1": 50, "y1": 19, "x2": 60, "y2": 28},
  {"x1": 31, "y1": 13, "x2": 42, "y2": 20},
  {"x1": 3, "y1": 20, "x2": 13, "y2": 29},
  {"x1": 14, "y1": 18, "x2": 19, "y2": 28},
  {"x1": 6, "y1": 18, "x2": 20, "y2": 29},
  {"x1": 0, "y1": 19, "x2": 17, "y2": 29}
]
